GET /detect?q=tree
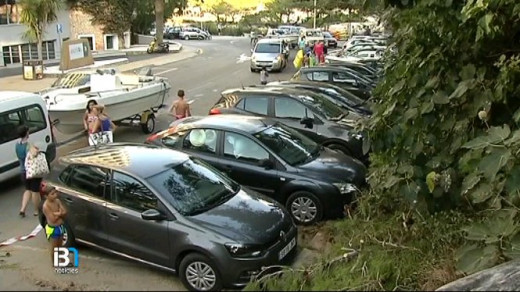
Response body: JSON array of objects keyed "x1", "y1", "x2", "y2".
[
  {"x1": 209, "y1": 1, "x2": 233, "y2": 25},
  {"x1": 154, "y1": 0, "x2": 165, "y2": 43},
  {"x1": 19, "y1": 0, "x2": 63, "y2": 60},
  {"x1": 365, "y1": 0, "x2": 520, "y2": 275},
  {"x1": 131, "y1": 0, "x2": 184, "y2": 34}
]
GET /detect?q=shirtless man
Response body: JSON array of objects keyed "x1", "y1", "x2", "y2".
[
  {"x1": 42, "y1": 187, "x2": 67, "y2": 265},
  {"x1": 169, "y1": 89, "x2": 191, "y2": 120}
]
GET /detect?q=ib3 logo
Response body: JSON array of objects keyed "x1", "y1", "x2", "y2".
[{"x1": 53, "y1": 247, "x2": 79, "y2": 274}]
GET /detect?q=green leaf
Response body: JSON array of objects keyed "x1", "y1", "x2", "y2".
[
  {"x1": 421, "y1": 101, "x2": 434, "y2": 114},
  {"x1": 383, "y1": 101, "x2": 397, "y2": 117},
  {"x1": 460, "y1": 64, "x2": 476, "y2": 80},
  {"x1": 488, "y1": 125, "x2": 511, "y2": 142},
  {"x1": 403, "y1": 108, "x2": 418, "y2": 121},
  {"x1": 468, "y1": 183, "x2": 493, "y2": 204},
  {"x1": 449, "y1": 81, "x2": 470, "y2": 99},
  {"x1": 462, "y1": 172, "x2": 481, "y2": 194},
  {"x1": 479, "y1": 13, "x2": 494, "y2": 35},
  {"x1": 456, "y1": 244, "x2": 499, "y2": 274},
  {"x1": 514, "y1": 108, "x2": 520, "y2": 123},
  {"x1": 505, "y1": 166, "x2": 520, "y2": 196},
  {"x1": 478, "y1": 148, "x2": 511, "y2": 181},
  {"x1": 505, "y1": 130, "x2": 520, "y2": 146},
  {"x1": 445, "y1": 0, "x2": 453, "y2": 7},
  {"x1": 462, "y1": 136, "x2": 492, "y2": 150},
  {"x1": 504, "y1": 232, "x2": 520, "y2": 260},
  {"x1": 425, "y1": 76, "x2": 439, "y2": 88},
  {"x1": 433, "y1": 90, "x2": 449, "y2": 104},
  {"x1": 400, "y1": 181, "x2": 419, "y2": 204},
  {"x1": 426, "y1": 171, "x2": 436, "y2": 193},
  {"x1": 463, "y1": 223, "x2": 491, "y2": 241},
  {"x1": 383, "y1": 175, "x2": 401, "y2": 189}
]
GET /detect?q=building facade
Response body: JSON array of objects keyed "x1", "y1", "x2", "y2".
[
  {"x1": 0, "y1": 0, "x2": 71, "y2": 67},
  {"x1": 69, "y1": 8, "x2": 130, "y2": 52}
]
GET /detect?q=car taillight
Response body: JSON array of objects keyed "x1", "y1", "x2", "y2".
[
  {"x1": 146, "y1": 134, "x2": 159, "y2": 143},
  {"x1": 209, "y1": 108, "x2": 221, "y2": 115},
  {"x1": 39, "y1": 180, "x2": 47, "y2": 198}
]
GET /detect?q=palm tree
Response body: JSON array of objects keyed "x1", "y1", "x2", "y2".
[
  {"x1": 155, "y1": 0, "x2": 165, "y2": 44},
  {"x1": 19, "y1": 0, "x2": 63, "y2": 60}
]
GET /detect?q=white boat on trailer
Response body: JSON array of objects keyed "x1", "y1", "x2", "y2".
[{"x1": 39, "y1": 68, "x2": 171, "y2": 134}]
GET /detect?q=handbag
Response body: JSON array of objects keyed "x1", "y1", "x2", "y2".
[{"x1": 25, "y1": 151, "x2": 50, "y2": 179}]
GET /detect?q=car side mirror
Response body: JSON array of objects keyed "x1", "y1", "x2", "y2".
[
  {"x1": 258, "y1": 158, "x2": 274, "y2": 169},
  {"x1": 141, "y1": 209, "x2": 166, "y2": 221},
  {"x1": 300, "y1": 117, "x2": 314, "y2": 129}
]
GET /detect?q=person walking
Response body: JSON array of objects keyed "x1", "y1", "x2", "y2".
[
  {"x1": 314, "y1": 40, "x2": 325, "y2": 64},
  {"x1": 169, "y1": 89, "x2": 191, "y2": 120},
  {"x1": 260, "y1": 67, "x2": 269, "y2": 85},
  {"x1": 15, "y1": 125, "x2": 41, "y2": 217},
  {"x1": 42, "y1": 186, "x2": 67, "y2": 264},
  {"x1": 91, "y1": 105, "x2": 117, "y2": 144}
]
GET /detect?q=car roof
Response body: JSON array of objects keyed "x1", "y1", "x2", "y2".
[
  {"x1": 176, "y1": 115, "x2": 275, "y2": 134},
  {"x1": 61, "y1": 143, "x2": 189, "y2": 179},
  {"x1": 300, "y1": 66, "x2": 348, "y2": 72},
  {"x1": 257, "y1": 38, "x2": 283, "y2": 44},
  {"x1": 222, "y1": 86, "x2": 317, "y2": 97},
  {"x1": 0, "y1": 91, "x2": 40, "y2": 102}
]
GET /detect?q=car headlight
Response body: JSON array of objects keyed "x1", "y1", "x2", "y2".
[
  {"x1": 333, "y1": 183, "x2": 358, "y2": 194},
  {"x1": 225, "y1": 243, "x2": 264, "y2": 258}
]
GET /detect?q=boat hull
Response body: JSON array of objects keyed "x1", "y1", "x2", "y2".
[{"x1": 49, "y1": 81, "x2": 170, "y2": 134}]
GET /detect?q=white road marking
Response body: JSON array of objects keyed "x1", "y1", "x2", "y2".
[
  {"x1": 194, "y1": 93, "x2": 203, "y2": 97},
  {"x1": 212, "y1": 89, "x2": 218, "y2": 92},
  {"x1": 156, "y1": 67, "x2": 178, "y2": 75},
  {"x1": 236, "y1": 53, "x2": 252, "y2": 64}
]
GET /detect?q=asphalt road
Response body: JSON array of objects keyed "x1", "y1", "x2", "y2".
[{"x1": 0, "y1": 36, "x2": 299, "y2": 291}]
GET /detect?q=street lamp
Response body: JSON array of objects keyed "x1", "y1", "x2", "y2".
[{"x1": 313, "y1": 0, "x2": 317, "y2": 29}]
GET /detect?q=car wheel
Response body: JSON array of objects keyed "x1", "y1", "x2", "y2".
[
  {"x1": 286, "y1": 191, "x2": 323, "y2": 225},
  {"x1": 198, "y1": 35, "x2": 204, "y2": 40},
  {"x1": 180, "y1": 253, "x2": 222, "y2": 291},
  {"x1": 326, "y1": 143, "x2": 352, "y2": 157},
  {"x1": 184, "y1": 35, "x2": 190, "y2": 40},
  {"x1": 250, "y1": 67, "x2": 255, "y2": 72}
]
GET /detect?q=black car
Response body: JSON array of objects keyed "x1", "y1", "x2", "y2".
[
  {"x1": 323, "y1": 31, "x2": 338, "y2": 48},
  {"x1": 146, "y1": 115, "x2": 366, "y2": 225},
  {"x1": 324, "y1": 61, "x2": 380, "y2": 80},
  {"x1": 164, "y1": 26, "x2": 182, "y2": 39},
  {"x1": 265, "y1": 80, "x2": 372, "y2": 116},
  {"x1": 208, "y1": 87, "x2": 368, "y2": 163},
  {"x1": 291, "y1": 66, "x2": 374, "y2": 100},
  {"x1": 39, "y1": 143, "x2": 297, "y2": 291}
]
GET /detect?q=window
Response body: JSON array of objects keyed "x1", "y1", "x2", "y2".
[
  {"x1": 66, "y1": 165, "x2": 108, "y2": 198},
  {"x1": 111, "y1": 171, "x2": 158, "y2": 212},
  {"x1": 332, "y1": 72, "x2": 357, "y2": 84},
  {"x1": 59, "y1": 166, "x2": 73, "y2": 183},
  {"x1": 0, "y1": 104, "x2": 47, "y2": 144},
  {"x1": 274, "y1": 98, "x2": 307, "y2": 119},
  {"x1": 224, "y1": 132, "x2": 269, "y2": 163},
  {"x1": 161, "y1": 131, "x2": 186, "y2": 148},
  {"x1": 311, "y1": 71, "x2": 329, "y2": 81},
  {"x1": 241, "y1": 96, "x2": 269, "y2": 115},
  {"x1": 235, "y1": 98, "x2": 245, "y2": 110},
  {"x1": 183, "y1": 129, "x2": 217, "y2": 154}
]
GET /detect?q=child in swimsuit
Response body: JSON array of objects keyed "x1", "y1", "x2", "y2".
[{"x1": 42, "y1": 187, "x2": 68, "y2": 266}]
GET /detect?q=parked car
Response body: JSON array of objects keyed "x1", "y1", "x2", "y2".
[
  {"x1": 324, "y1": 60, "x2": 380, "y2": 80},
  {"x1": 291, "y1": 66, "x2": 374, "y2": 98},
  {"x1": 208, "y1": 87, "x2": 369, "y2": 164},
  {"x1": 180, "y1": 27, "x2": 210, "y2": 40},
  {"x1": 265, "y1": 81, "x2": 372, "y2": 116},
  {"x1": 164, "y1": 26, "x2": 182, "y2": 39},
  {"x1": 0, "y1": 91, "x2": 56, "y2": 183},
  {"x1": 146, "y1": 115, "x2": 367, "y2": 225},
  {"x1": 250, "y1": 38, "x2": 289, "y2": 72},
  {"x1": 323, "y1": 31, "x2": 338, "y2": 48},
  {"x1": 38, "y1": 143, "x2": 298, "y2": 291}
]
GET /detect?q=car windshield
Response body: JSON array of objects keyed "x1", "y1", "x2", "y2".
[
  {"x1": 255, "y1": 43, "x2": 281, "y2": 53},
  {"x1": 254, "y1": 123, "x2": 320, "y2": 166},
  {"x1": 147, "y1": 158, "x2": 240, "y2": 216},
  {"x1": 322, "y1": 87, "x2": 365, "y2": 107},
  {"x1": 294, "y1": 91, "x2": 346, "y2": 120}
]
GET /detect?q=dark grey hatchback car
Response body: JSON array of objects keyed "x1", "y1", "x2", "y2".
[{"x1": 39, "y1": 143, "x2": 297, "y2": 291}]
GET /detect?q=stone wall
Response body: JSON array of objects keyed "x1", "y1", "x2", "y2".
[{"x1": 69, "y1": 9, "x2": 105, "y2": 51}]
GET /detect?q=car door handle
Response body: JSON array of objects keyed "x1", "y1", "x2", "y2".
[
  {"x1": 108, "y1": 213, "x2": 119, "y2": 220},
  {"x1": 64, "y1": 197, "x2": 73, "y2": 203}
]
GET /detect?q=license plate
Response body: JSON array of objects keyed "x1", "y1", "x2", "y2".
[{"x1": 278, "y1": 237, "x2": 296, "y2": 260}]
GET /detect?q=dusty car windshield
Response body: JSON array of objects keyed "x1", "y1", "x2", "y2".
[
  {"x1": 255, "y1": 43, "x2": 281, "y2": 54},
  {"x1": 295, "y1": 92, "x2": 346, "y2": 120},
  {"x1": 147, "y1": 158, "x2": 239, "y2": 216},
  {"x1": 254, "y1": 123, "x2": 320, "y2": 166}
]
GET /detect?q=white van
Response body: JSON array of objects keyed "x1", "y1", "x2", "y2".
[{"x1": 0, "y1": 91, "x2": 56, "y2": 183}]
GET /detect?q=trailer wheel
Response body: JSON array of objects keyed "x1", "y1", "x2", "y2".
[{"x1": 141, "y1": 114, "x2": 155, "y2": 134}]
